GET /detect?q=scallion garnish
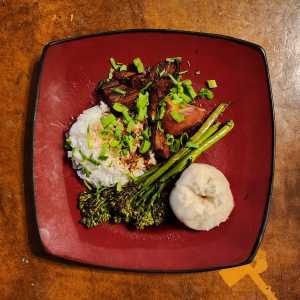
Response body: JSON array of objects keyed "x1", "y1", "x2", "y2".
[
  {"x1": 170, "y1": 111, "x2": 185, "y2": 123},
  {"x1": 199, "y1": 88, "x2": 214, "y2": 100},
  {"x1": 133, "y1": 57, "x2": 145, "y2": 73},
  {"x1": 207, "y1": 80, "x2": 218, "y2": 89},
  {"x1": 139, "y1": 140, "x2": 151, "y2": 154},
  {"x1": 112, "y1": 87, "x2": 126, "y2": 95},
  {"x1": 100, "y1": 114, "x2": 117, "y2": 128}
]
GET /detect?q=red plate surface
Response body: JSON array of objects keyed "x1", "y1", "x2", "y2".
[{"x1": 33, "y1": 29, "x2": 274, "y2": 272}]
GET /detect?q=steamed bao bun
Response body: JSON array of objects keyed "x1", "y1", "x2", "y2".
[{"x1": 170, "y1": 163, "x2": 234, "y2": 231}]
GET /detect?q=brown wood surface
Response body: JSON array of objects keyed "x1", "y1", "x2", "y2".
[{"x1": 0, "y1": 1, "x2": 299, "y2": 299}]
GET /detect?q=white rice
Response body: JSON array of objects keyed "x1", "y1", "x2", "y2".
[{"x1": 67, "y1": 102, "x2": 156, "y2": 187}]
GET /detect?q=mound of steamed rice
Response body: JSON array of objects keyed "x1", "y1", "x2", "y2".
[{"x1": 67, "y1": 102, "x2": 156, "y2": 187}]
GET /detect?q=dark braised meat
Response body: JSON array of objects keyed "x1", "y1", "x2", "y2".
[
  {"x1": 162, "y1": 100, "x2": 207, "y2": 136},
  {"x1": 149, "y1": 79, "x2": 173, "y2": 120},
  {"x1": 152, "y1": 128, "x2": 170, "y2": 159},
  {"x1": 113, "y1": 71, "x2": 136, "y2": 81},
  {"x1": 102, "y1": 84, "x2": 139, "y2": 108},
  {"x1": 130, "y1": 73, "x2": 150, "y2": 89}
]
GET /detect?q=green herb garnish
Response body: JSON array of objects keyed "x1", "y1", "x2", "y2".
[
  {"x1": 180, "y1": 132, "x2": 189, "y2": 146},
  {"x1": 99, "y1": 145, "x2": 109, "y2": 160},
  {"x1": 110, "y1": 139, "x2": 120, "y2": 148},
  {"x1": 168, "y1": 73, "x2": 179, "y2": 85},
  {"x1": 114, "y1": 124, "x2": 123, "y2": 139},
  {"x1": 116, "y1": 182, "x2": 123, "y2": 192},
  {"x1": 142, "y1": 127, "x2": 151, "y2": 140},
  {"x1": 140, "y1": 81, "x2": 152, "y2": 93},
  {"x1": 136, "y1": 91, "x2": 149, "y2": 122},
  {"x1": 157, "y1": 101, "x2": 166, "y2": 120},
  {"x1": 81, "y1": 167, "x2": 91, "y2": 177},
  {"x1": 170, "y1": 111, "x2": 185, "y2": 123},
  {"x1": 110, "y1": 58, "x2": 127, "y2": 71},
  {"x1": 166, "y1": 57, "x2": 182, "y2": 63},
  {"x1": 182, "y1": 79, "x2": 197, "y2": 99},
  {"x1": 64, "y1": 137, "x2": 72, "y2": 150},
  {"x1": 207, "y1": 80, "x2": 218, "y2": 89},
  {"x1": 157, "y1": 120, "x2": 164, "y2": 132},
  {"x1": 101, "y1": 114, "x2": 117, "y2": 128},
  {"x1": 126, "y1": 120, "x2": 135, "y2": 133},
  {"x1": 133, "y1": 57, "x2": 145, "y2": 73},
  {"x1": 122, "y1": 135, "x2": 135, "y2": 153},
  {"x1": 87, "y1": 125, "x2": 94, "y2": 149},
  {"x1": 139, "y1": 140, "x2": 151, "y2": 154},
  {"x1": 112, "y1": 87, "x2": 126, "y2": 95},
  {"x1": 108, "y1": 68, "x2": 114, "y2": 80},
  {"x1": 199, "y1": 88, "x2": 214, "y2": 100},
  {"x1": 112, "y1": 103, "x2": 133, "y2": 124}
]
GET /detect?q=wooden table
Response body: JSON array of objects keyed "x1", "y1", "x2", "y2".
[{"x1": 0, "y1": 1, "x2": 299, "y2": 299}]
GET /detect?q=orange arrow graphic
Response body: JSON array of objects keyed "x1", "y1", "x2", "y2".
[{"x1": 219, "y1": 250, "x2": 277, "y2": 300}]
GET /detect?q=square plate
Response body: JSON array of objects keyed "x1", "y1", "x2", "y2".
[{"x1": 33, "y1": 29, "x2": 274, "y2": 272}]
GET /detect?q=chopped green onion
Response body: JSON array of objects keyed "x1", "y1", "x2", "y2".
[
  {"x1": 182, "y1": 79, "x2": 192, "y2": 85},
  {"x1": 207, "y1": 80, "x2": 218, "y2": 89},
  {"x1": 110, "y1": 139, "x2": 120, "y2": 148},
  {"x1": 64, "y1": 137, "x2": 72, "y2": 150},
  {"x1": 166, "y1": 133, "x2": 174, "y2": 144},
  {"x1": 81, "y1": 167, "x2": 91, "y2": 177},
  {"x1": 199, "y1": 88, "x2": 214, "y2": 100},
  {"x1": 157, "y1": 121, "x2": 164, "y2": 132},
  {"x1": 186, "y1": 141, "x2": 199, "y2": 149},
  {"x1": 178, "y1": 70, "x2": 188, "y2": 75},
  {"x1": 88, "y1": 154, "x2": 100, "y2": 165},
  {"x1": 159, "y1": 69, "x2": 166, "y2": 77},
  {"x1": 171, "y1": 94, "x2": 184, "y2": 105},
  {"x1": 139, "y1": 140, "x2": 151, "y2": 154},
  {"x1": 79, "y1": 149, "x2": 88, "y2": 160},
  {"x1": 119, "y1": 64, "x2": 127, "y2": 71},
  {"x1": 110, "y1": 57, "x2": 127, "y2": 71},
  {"x1": 170, "y1": 138, "x2": 180, "y2": 153},
  {"x1": 112, "y1": 102, "x2": 128, "y2": 113},
  {"x1": 108, "y1": 68, "x2": 114, "y2": 80},
  {"x1": 112, "y1": 103, "x2": 133, "y2": 124},
  {"x1": 140, "y1": 81, "x2": 152, "y2": 93},
  {"x1": 123, "y1": 111, "x2": 133, "y2": 124},
  {"x1": 157, "y1": 101, "x2": 166, "y2": 120},
  {"x1": 180, "y1": 132, "x2": 189, "y2": 145},
  {"x1": 99, "y1": 145, "x2": 109, "y2": 160},
  {"x1": 168, "y1": 73, "x2": 179, "y2": 85},
  {"x1": 182, "y1": 80, "x2": 197, "y2": 99},
  {"x1": 166, "y1": 57, "x2": 182, "y2": 63},
  {"x1": 123, "y1": 135, "x2": 135, "y2": 153},
  {"x1": 136, "y1": 91, "x2": 149, "y2": 122},
  {"x1": 116, "y1": 182, "x2": 123, "y2": 192},
  {"x1": 100, "y1": 114, "x2": 117, "y2": 128},
  {"x1": 96, "y1": 80, "x2": 105, "y2": 90},
  {"x1": 142, "y1": 127, "x2": 151, "y2": 140},
  {"x1": 114, "y1": 124, "x2": 123, "y2": 139},
  {"x1": 86, "y1": 125, "x2": 94, "y2": 149},
  {"x1": 121, "y1": 149, "x2": 129, "y2": 157},
  {"x1": 112, "y1": 87, "x2": 126, "y2": 95},
  {"x1": 126, "y1": 120, "x2": 135, "y2": 133},
  {"x1": 170, "y1": 111, "x2": 185, "y2": 123},
  {"x1": 110, "y1": 58, "x2": 119, "y2": 70},
  {"x1": 133, "y1": 57, "x2": 145, "y2": 73}
]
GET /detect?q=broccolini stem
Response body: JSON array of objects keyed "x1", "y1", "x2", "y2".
[{"x1": 159, "y1": 120, "x2": 234, "y2": 183}]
